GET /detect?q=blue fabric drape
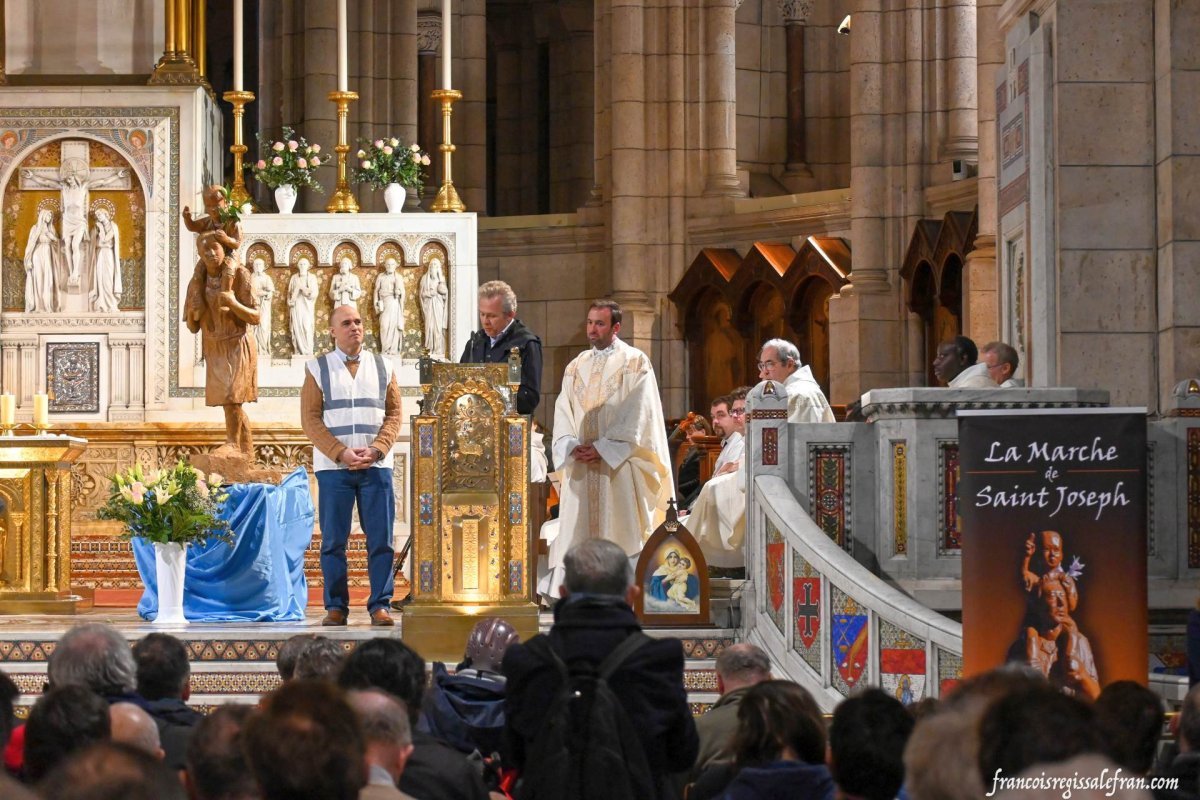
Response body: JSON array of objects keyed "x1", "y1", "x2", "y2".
[{"x1": 134, "y1": 467, "x2": 315, "y2": 622}]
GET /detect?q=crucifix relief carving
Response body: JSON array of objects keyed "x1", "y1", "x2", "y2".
[{"x1": 20, "y1": 141, "x2": 130, "y2": 293}]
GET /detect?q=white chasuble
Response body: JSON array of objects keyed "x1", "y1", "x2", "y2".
[{"x1": 548, "y1": 338, "x2": 673, "y2": 573}]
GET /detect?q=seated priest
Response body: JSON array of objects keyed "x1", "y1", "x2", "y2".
[
  {"x1": 683, "y1": 390, "x2": 749, "y2": 568},
  {"x1": 679, "y1": 394, "x2": 740, "y2": 510}
]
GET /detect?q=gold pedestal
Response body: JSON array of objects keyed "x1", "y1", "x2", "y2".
[
  {"x1": 403, "y1": 603, "x2": 539, "y2": 662},
  {"x1": 222, "y1": 90, "x2": 257, "y2": 210},
  {"x1": 431, "y1": 89, "x2": 466, "y2": 213},
  {"x1": 0, "y1": 435, "x2": 89, "y2": 614},
  {"x1": 327, "y1": 90, "x2": 360, "y2": 214}
]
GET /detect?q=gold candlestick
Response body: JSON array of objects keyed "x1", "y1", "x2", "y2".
[
  {"x1": 222, "y1": 90, "x2": 257, "y2": 210},
  {"x1": 327, "y1": 90, "x2": 360, "y2": 214},
  {"x1": 431, "y1": 89, "x2": 466, "y2": 213}
]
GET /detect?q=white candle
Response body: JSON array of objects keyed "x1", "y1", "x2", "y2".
[
  {"x1": 233, "y1": 0, "x2": 244, "y2": 91},
  {"x1": 337, "y1": 0, "x2": 348, "y2": 93},
  {"x1": 442, "y1": 0, "x2": 452, "y2": 89},
  {"x1": 0, "y1": 394, "x2": 13, "y2": 427},
  {"x1": 32, "y1": 394, "x2": 48, "y2": 429}
]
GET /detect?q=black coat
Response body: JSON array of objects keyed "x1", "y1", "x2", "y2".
[
  {"x1": 459, "y1": 319, "x2": 543, "y2": 415},
  {"x1": 400, "y1": 730, "x2": 491, "y2": 800},
  {"x1": 502, "y1": 595, "x2": 699, "y2": 798}
]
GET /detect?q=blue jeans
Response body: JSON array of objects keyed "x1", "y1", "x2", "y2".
[{"x1": 316, "y1": 467, "x2": 395, "y2": 613}]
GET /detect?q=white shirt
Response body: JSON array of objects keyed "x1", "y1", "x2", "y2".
[
  {"x1": 489, "y1": 318, "x2": 516, "y2": 348},
  {"x1": 948, "y1": 362, "x2": 998, "y2": 388}
]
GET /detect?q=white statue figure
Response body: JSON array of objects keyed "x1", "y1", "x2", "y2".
[
  {"x1": 250, "y1": 257, "x2": 276, "y2": 355},
  {"x1": 24, "y1": 208, "x2": 62, "y2": 313},
  {"x1": 22, "y1": 162, "x2": 128, "y2": 286},
  {"x1": 288, "y1": 256, "x2": 318, "y2": 356},
  {"x1": 374, "y1": 257, "x2": 406, "y2": 355},
  {"x1": 419, "y1": 256, "x2": 448, "y2": 359},
  {"x1": 88, "y1": 207, "x2": 121, "y2": 312},
  {"x1": 329, "y1": 256, "x2": 363, "y2": 308}
]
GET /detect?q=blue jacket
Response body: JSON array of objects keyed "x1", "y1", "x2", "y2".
[{"x1": 720, "y1": 761, "x2": 835, "y2": 800}]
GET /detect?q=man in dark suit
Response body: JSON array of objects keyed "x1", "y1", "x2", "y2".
[
  {"x1": 460, "y1": 280, "x2": 543, "y2": 415},
  {"x1": 503, "y1": 539, "x2": 699, "y2": 799}
]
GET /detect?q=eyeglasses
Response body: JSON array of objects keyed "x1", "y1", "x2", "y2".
[
  {"x1": 730, "y1": 408, "x2": 746, "y2": 416},
  {"x1": 757, "y1": 360, "x2": 779, "y2": 370}
]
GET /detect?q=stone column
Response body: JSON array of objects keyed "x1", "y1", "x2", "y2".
[
  {"x1": 942, "y1": 0, "x2": 978, "y2": 163},
  {"x1": 458, "y1": 0, "x2": 489, "y2": 213},
  {"x1": 703, "y1": 0, "x2": 742, "y2": 196},
  {"x1": 109, "y1": 340, "x2": 129, "y2": 411},
  {"x1": 417, "y1": 14, "x2": 442, "y2": 206},
  {"x1": 301, "y1": 1, "x2": 338, "y2": 212},
  {"x1": 392, "y1": 0, "x2": 420, "y2": 210},
  {"x1": 129, "y1": 342, "x2": 145, "y2": 411},
  {"x1": 17, "y1": 339, "x2": 37, "y2": 406},
  {"x1": 964, "y1": 0, "x2": 1002, "y2": 343},
  {"x1": 0, "y1": 341, "x2": 18, "y2": 395},
  {"x1": 778, "y1": 0, "x2": 816, "y2": 189}
]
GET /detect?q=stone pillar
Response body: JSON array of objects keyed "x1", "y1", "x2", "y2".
[
  {"x1": 300, "y1": 1, "x2": 338, "y2": 212},
  {"x1": 778, "y1": 0, "x2": 816, "y2": 190},
  {"x1": 458, "y1": 0, "x2": 489, "y2": 213},
  {"x1": 417, "y1": 14, "x2": 441, "y2": 205},
  {"x1": 17, "y1": 339, "x2": 37, "y2": 406},
  {"x1": 964, "y1": 0, "x2": 1002, "y2": 344},
  {"x1": 703, "y1": 0, "x2": 742, "y2": 196},
  {"x1": 109, "y1": 340, "x2": 129, "y2": 411},
  {"x1": 129, "y1": 342, "x2": 145, "y2": 411},
  {"x1": 392, "y1": 0, "x2": 420, "y2": 210},
  {"x1": 942, "y1": 0, "x2": 978, "y2": 163},
  {"x1": 587, "y1": 0, "x2": 612, "y2": 209}
]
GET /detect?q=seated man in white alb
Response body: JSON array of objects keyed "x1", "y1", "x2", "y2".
[
  {"x1": 933, "y1": 336, "x2": 998, "y2": 389},
  {"x1": 684, "y1": 390, "x2": 748, "y2": 568},
  {"x1": 756, "y1": 339, "x2": 835, "y2": 423}
]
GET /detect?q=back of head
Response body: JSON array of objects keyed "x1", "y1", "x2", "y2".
[
  {"x1": 714, "y1": 643, "x2": 771, "y2": 692},
  {"x1": 337, "y1": 638, "x2": 426, "y2": 725},
  {"x1": 37, "y1": 741, "x2": 186, "y2": 800},
  {"x1": 1179, "y1": 681, "x2": 1200, "y2": 753},
  {"x1": 293, "y1": 637, "x2": 346, "y2": 682},
  {"x1": 982, "y1": 341, "x2": 1019, "y2": 371},
  {"x1": 186, "y1": 704, "x2": 257, "y2": 800},
  {"x1": 829, "y1": 688, "x2": 915, "y2": 800},
  {"x1": 132, "y1": 632, "x2": 190, "y2": 701},
  {"x1": 953, "y1": 335, "x2": 979, "y2": 365},
  {"x1": 347, "y1": 689, "x2": 412, "y2": 748},
  {"x1": 49, "y1": 622, "x2": 137, "y2": 697},
  {"x1": 243, "y1": 680, "x2": 365, "y2": 800},
  {"x1": 761, "y1": 338, "x2": 801, "y2": 366},
  {"x1": 464, "y1": 617, "x2": 521, "y2": 673},
  {"x1": 277, "y1": 633, "x2": 318, "y2": 681},
  {"x1": 109, "y1": 702, "x2": 161, "y2": 758},
  {"x1": 731, "y1": 680, "x2": 825, "y2": 768},
  {"x1": 1094, "y1": 681, "x2": 1163, "y2": 774},
  {"x1": 563, "y1": 539, "x2": 632, "y2": 597},
  {"x1": 977, "y1": 685, "x2": 1103, "y2": 782},
  {"x1": 24, "y1": 685, "x2": 112, "y2": 783}
]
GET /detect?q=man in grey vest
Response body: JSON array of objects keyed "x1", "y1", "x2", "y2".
[{"x1": 301, "y1": 305, "x2": 402, "y2": 626}]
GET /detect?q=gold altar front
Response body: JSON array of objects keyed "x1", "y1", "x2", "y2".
[
  {"x1": 405, "y1": 357, "x2": 537, "y2": 660},
  {"x1": 0, "y1": 435, "x2": 88, "y2": 613}
]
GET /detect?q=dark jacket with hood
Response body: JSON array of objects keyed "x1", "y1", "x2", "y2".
[{"x1": 459, "y1": 319, "x2": 542, "y2": 415}]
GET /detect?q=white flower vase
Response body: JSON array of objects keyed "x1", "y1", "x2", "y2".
[
  {"x1": 153, "y1": 541, "x2": 188, "y2": 625},
  {"x1": 384, "y1": 183, "x2": 407, "y2": 213},
  {"x1": 274, "y1": 183, "x2": 298, "y2": 214}
]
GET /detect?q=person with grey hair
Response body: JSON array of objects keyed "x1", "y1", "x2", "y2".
[
  {"x1": 980, "y1": 340, "x2": 1023, "y2": 387},
  {"x1": 503, "y1": 539, "x2": 698, "y2": 799},
  {"x1": 276, "y1": 633, "x2": 319, "y2": 681},
  {"x1": 692, "y1": 643, "x2": 773, "y2": 773},
  {"x1": 293, "y1": 636, "x2": 347, "y2": 682},
  {"x1": 48, "y1": 622, "x2": 138, "y2": 700},
  {"x1": 459, "y1": 279, "x2": 543, "y2": 414},
  {"x1": 347, "y1": 689, "x2": 419, "y2": 800},
  {"x1": 757, "y1": 338, "x2": 835, "y2": 423}
]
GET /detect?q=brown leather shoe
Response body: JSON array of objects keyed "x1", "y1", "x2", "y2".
[
  {"x1": 321, "y1": 609, "x2": 348, "y2": 626},
  {"x1": 370, "y1": 608, "x2": 395, "y2": 627}
]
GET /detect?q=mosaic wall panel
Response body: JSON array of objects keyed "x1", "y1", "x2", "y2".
[
  {"x1": 879, "y1": 619, "x2": 927, "y2": 704},
  {"x1": 680, "y1": 637, "x2": 736, "y2": 659},
  {"x1": 791, "y1": 551, "x2": 821, "y2": 673},
  {"x1": 808, "y1": 444, "x2": 852, "y2": 551},
  {"x1": 46, "y1": 342, "x2": 100, "y2": 413},
  {"x1": 830, "y1": 586, "x2": 868, "y2": 697},
  {"x1": 1189, "y1": 428, "x2": 1200, "y2": 568},
  {"x1": 938, "y1": 441, "x2": 962, "y2": 552},
  {"x1": 936, "y1": 648, "x2": 964, "y2": 696},
  {"x1": 892, "y1": 441, "x2": 908, "y2": 555},
  {"x1": 765, "y1": 518, "x2": 786, "y2": 636}
]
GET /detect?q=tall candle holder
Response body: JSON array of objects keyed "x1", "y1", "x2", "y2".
[
  {"x1": 327, "y1": 90, "x2": 361, "y2": 214},
  {"x1": 222, "y1": 90, "x2": 257, "y2": 210},
  {"x1": 431, "y1": 89, "x2": 466, "y2": 213}
]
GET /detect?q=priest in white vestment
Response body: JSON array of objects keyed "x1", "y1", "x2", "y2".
[
  {"x1": 539, "y1": 300, "x2": 673, "y2": 599},
  {"x1": 685, "y1": 393, "x2": 748, "y2": 567},
  {"x1": 758, "y1": 339, "x2": 835, "y2": 424}
]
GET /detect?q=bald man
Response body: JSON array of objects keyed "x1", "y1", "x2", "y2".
[
  {"x1": 110, "y1": 702, "x2": 164, "y2": 761},
  {"x1": 301, "y1": 305, "x2": 403, "y2": 627}
]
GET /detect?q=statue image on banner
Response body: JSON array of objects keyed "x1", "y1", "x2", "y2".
[{"x1": 88, "y1": 203, "x2": 121, "y2": 312}]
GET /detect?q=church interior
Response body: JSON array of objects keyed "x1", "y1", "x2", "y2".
[{"x1": 0, "y1": 0, "x2": 1196, "y2": 782}]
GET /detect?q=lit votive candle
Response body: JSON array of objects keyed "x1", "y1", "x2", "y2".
[
  {"x1": 32, "y1": 394, "x2": 48, "y2": 429},
  {"x1": 0, "y1": 394, "x2": 14, "y2": 428}
]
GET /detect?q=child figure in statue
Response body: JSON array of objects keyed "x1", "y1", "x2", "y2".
[{"x1": 183, "y1": 186, "x2": 243, "y2": 331}]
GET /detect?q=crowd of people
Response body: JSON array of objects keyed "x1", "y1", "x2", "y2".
[{"x1": 0, "y1": 537, "x2": 1193, "y2": 800}]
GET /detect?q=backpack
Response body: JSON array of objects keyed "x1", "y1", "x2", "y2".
[{"x1": 517, "y1": 631, "x2": 657, "y2": 800}]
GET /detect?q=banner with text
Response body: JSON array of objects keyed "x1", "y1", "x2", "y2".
[{"x1": 959, "y1": 409, "x2": 1147, "y2": 697}]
